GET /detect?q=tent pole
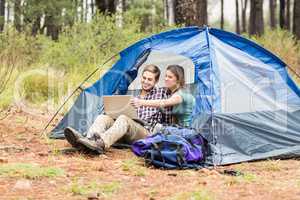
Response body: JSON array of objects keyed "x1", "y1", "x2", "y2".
[
  {"x1": 42, "y1": 53, "x2": 119, "y2": 135},
  {"x1": 286, "y1": 65, "x2": 300, "y2": 80},
  {"x1": 205, "y1": 26, "x2": 218, "y2": 168}
]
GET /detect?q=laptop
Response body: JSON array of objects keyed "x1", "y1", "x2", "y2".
[{"x1": 102, "y1": 95, "x2": 138, "y2": 120}]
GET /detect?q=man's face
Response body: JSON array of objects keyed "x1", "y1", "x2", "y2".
[{"x1": 141, "y1": 71, "x2": 157, "y2": 91}]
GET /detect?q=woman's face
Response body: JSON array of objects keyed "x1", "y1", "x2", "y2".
[
  {"x1": 141, "y1": 71, "x2": 157, "y2": 91},
  {"x1": 164, "y1": 70, "x2": 178, "y2": 90}
]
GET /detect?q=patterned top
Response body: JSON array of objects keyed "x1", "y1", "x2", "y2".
[{"x1": 137, "y1": 87, "x2": 172, "y2": 129}]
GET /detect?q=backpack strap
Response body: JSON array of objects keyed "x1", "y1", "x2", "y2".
[
  {"x1": 176, "y1": 144, "x2": 188, "y2": 169},
  {"x1": 145, "y1": 142, "x2": 167, "y2": 168}
]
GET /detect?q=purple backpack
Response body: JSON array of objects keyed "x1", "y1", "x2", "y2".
[{"x1": 132, "y1": 126, "x2": 207, "y2": 169}]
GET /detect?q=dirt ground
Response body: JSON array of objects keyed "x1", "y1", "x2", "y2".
[{"x1": 0, "y1": 108, "x2": 300, "y2": 200}]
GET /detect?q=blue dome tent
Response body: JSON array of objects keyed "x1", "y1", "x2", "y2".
[{"x1": 49, "y1": 27, "x2": 300, "y2": 166}]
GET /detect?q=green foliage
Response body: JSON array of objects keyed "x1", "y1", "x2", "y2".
[
  {"x1": 69, "y1": 179, "x2": 121, "y2": 196},
  {"x1": 126, "y1": 0, "x2": 165, "y2": 31},
  {"x1": 225, "y1": 171, "x2": 257, "y2": 186},
  {"x1": 0, "y1": 13, "x2": 157, "y2": 110},
  {"x1": 0, "y1": 16, "x2": 299, "y2": 113},
  {"x1": 22, "y1": 0, "x2": 75, "y2": 25},
  {"x1": 0, "y1": 163, "x2": 65, "y2": 179},
  {"x1": 0, "y1": 27, "x2": 40, "y2": 67},
  {"x1": 121, "y1": 158, "x2": 147, "y2": 176},
  {"x1": 248, "y1": 28, "x2": 300, "y2": 84},
  {"x1": 168, "y1": 189, "x2": 214, "y2": 200},
  {"x1": 260, "y1": 160, "x2": 282, "y2": 172}
]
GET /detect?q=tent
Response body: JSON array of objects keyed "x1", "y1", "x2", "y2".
[{"x1": 50, "y1": 26, "x2": 300, "y2": 166}]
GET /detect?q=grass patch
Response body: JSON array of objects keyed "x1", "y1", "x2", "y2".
[
  {"x1": 121, "y1": 158, "x2": 147, "y2": 177},
  {"x1": 0, "y1": 90, "x2": 13, "y2": 110},
  {"x1": 225, "y1": 171, "x2": 257, "y2": 186},
  {"x1": 147, "y1": 188, "x2": 159, "y2": 199},
  {"x1": 242, "y1": 173, "x2": 256, "y2": 182},
  {"x1": 69, "y1": 179, "x2": 121, "y2": 197},
  {"x1": 15, "y1": 116, "x2": 27, "y2": 124},
  {"x1": 0, "y1": 163, "x2": 64, "y2": 179},
  {"x1": 260, "y1": 160, "x2": 282, "y2": 172},
  {"x1": 168, "y1": 189, "x2": 213, "y2": 200}
]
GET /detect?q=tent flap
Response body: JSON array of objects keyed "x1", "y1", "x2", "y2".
[{"x1": 198, "y1": 109, "x2": 300, "y2": 165}]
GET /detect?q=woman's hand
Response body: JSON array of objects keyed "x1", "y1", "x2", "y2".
[{"x1": 130, "y1": 97, "x2": 142, "y2": 108}]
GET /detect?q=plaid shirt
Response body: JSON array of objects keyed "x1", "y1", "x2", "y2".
[{"x1": 137, "y1": 87, "x2": 172, "y2": 129}]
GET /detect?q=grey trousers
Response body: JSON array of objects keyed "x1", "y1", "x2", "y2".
[{"x1": 86, "y1": 114, "x2": 149, "y2": 149}]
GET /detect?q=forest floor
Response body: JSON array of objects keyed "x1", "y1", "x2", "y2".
[{"x1": 0, "y1": 108, "x2": 300, "y2": 200}]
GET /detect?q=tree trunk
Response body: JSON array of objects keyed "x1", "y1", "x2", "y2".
[
  {"x1": 293, "y1": 0, "x2": 300, "y2": 40},
  {"x1": 32, "y1": 16, "x2": 41, "y2": 36},
  {"x1": 95, "y1": 0, "x2": 115, "y2": 14},
  {"x1": 163, "y1": 0, "x2": 168, "y2": 23},
  {"x1": 175, "y1": 0, "x2": 207, "y2": 26},
  {"x1": 279, "y1": 0, "x2": 285, "y2": 28},
  {"x1": 85, "y1": 0, "x2": 88, "y2": 22},
  {"x1": 123, "y1": 0, "x2": 127, "y2": 11},
  {"x1": 175, "y1": 0, "x2": 184, "y2": 25},
  {"x1": 220, "y1": 0, "x2": 224, "y2": 29},
  {"x1": 107, "y1": 0, "x2": 115, "y2": 13},
  {"x1": 80, "y1": 0, "x2": 84, "y2": 22},
  {"x1": 72, "y1": 0, "x2": 78, "y2": 22},
  {"x1": 95, "y1": 0, "x2": 105, "y2": 13},
  {"x1": 45, "y1": 14, "x2": 60, "y2": 40},
  {"x1": 236, "y1": 0, "x2": 240, "y2": 34},
  {"x1": 167, "y1": 0, "x2": 175, "y2": 25},
  {"x1": 269, "y1": 0, "x2": 277, "y2": 29},
  {"x1": 0, "y1": 0, "x2": 5, "y2": 32},
  {"x1": 241, "y1": 0, "x2": 248, "y2": 33},
  {"x1": 14, "y1": 0, "x2": 21, "y2": 32},
  {"x1": 196, "y1": 0, "x2": 207, "y2": 26},
  {"x1": 91, "y1": 0, "x2": 95, "y2": 16},
  {"x1": 115, "y1": 0, "x2": 123, "y2": 27},
  {"x1": 6, "y1": 0, "x2": 10, "y2": 23},
  {"x1": 249, "y1": 0, "x2": 264, "y2": 36},
  {"x1": 286, "y1": 0, "x2": 290, "y2": 30}
]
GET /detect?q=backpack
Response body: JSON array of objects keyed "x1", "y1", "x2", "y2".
[{"x1": 131, "y1": 126, "x2": 207, "y2": 169}]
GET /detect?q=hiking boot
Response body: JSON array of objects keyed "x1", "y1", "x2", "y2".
[
  {"x1": 77, "y1": 137, "x2": 105, "y2": 154},
  {"x1": 64, "y1": 127, "x2": 85, "y2": 149}
]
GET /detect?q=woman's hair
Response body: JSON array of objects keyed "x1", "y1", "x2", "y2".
[
  {"x1": 166, "y1": 65, "x2": 185, "y2": 88},
  {"x1": 142, "y1": 64, "x2": 161, "y2": 82}
]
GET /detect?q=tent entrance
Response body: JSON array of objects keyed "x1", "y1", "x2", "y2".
[{"x1": 127, "y1": 50, "x2": 195, "y2": 91}]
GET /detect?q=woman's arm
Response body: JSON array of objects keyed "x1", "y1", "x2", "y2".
[{"x1": 132, "y1": 94, "x2": 182, "y2": 108}]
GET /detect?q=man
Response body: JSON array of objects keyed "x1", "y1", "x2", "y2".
[{"x1": 64, "y1": 64, "x2": 171, "y2": 154}]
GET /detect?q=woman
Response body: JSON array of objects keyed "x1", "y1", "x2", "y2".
[
  {"x1": 64, "y1": 64, "x2": 172, "y2": 154},
  {"x1": 132, "y1": 65, "x2": 195, "y2": 127}
]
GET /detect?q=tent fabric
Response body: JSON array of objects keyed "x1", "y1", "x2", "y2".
[{"x1": 50, "y1": 26, "x2": 300, "y2": 166}]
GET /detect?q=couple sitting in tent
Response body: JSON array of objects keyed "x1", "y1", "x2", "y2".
[{"x1": 64, "y1": 64, "x2": 195, "y2": 154}]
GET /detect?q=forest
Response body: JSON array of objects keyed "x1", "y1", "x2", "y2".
[
  {"x1": 0, "y1": 0, "x2": 299, "y2": 110},
  {"x1": 1, "y1": 1, "x2": 300, "y2": 200}
]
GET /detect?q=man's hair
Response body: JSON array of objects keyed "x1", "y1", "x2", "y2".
[
  {"x1": 167, "y1": 65, "x2": 185, "y2": 88},
  {"x1": 142, "y1": 64, "x2": 161, "y2": 82}
]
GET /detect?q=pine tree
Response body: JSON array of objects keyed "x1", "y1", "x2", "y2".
[
  {"x1": 293, "y1": 0, "x2": 300, "y2": 40},
  {"x1": 249, "y1": 0, "x2": 264, "y2": 36},
  {"x1": 269, "y1": 0, "x2": 277, "y2": 29},
  {"x1": 0, "y1": 0, "x2": 5, "y2": 32}
]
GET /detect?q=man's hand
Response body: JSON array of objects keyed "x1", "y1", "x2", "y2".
[{"x1": 130, "y1": 97, "x2": 142, "y2": 108}]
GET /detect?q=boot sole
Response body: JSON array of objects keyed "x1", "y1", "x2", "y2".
[
  {"x1": 64, "y1": 128, "x2": 82, "y2": 149},
  {"x1": 78, "y1": 139, "x2": 104, "y2": 154}
]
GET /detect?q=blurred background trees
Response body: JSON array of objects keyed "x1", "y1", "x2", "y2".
[
  {"x1": 0, "y1": 0, "x2": 299, "y2": 39},
  {"x1": 0, "y1": 0, "x2": 300, "y2": 110}
]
